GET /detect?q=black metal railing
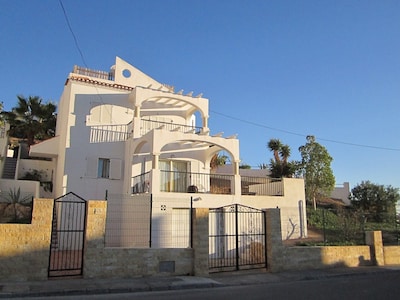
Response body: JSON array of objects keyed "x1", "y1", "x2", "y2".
[
  {"x1": 140, "y1": 119, "x2": 202, "y2": 136},
  {"x1": 132, "y1": 172, "x2": 151, "y2": 194},
  {"x1": 159, "y1": 170, "x2": 234, "y2": 194},
  {"x1": 240, "y1": 176, "x2": 284, "y2": 196},
  {"x1": 132, "y1": 171, "x2": 284, "y2": 196}
]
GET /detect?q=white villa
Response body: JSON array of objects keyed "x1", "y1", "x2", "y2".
[{"x1": 2, "y1": 57, "x2": 307, "y2": 240}]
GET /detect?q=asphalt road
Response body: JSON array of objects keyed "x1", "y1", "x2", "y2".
[{"x1": 12, "y1": 272, "x2": 400, "y2": 300}]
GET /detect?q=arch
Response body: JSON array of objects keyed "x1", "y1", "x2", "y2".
[
  {"x1": 132, "y1": 87, "x2": 209, "y2": 129},
  {"x1": 87, "y1": 103, "x2": 134, "y2": 125}
]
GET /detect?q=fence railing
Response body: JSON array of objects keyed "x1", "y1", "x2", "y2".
[
  {"x1": 305, "y1": 207, "x2": 400, "y2": 246},
  {"x1": 140, "y1": 119, "x2": 202, "y2": 136},
  {"x1": 240, "y1": 176, "x2": 284, "y2": 196}
]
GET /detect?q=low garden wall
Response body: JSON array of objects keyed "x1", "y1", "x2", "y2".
[
  {"x1": 383, "y1": 246, "x2": 400, "y2": 265},
  {"x1": 0, "y1": 199, "x2": 53, "y2": 281},
  {"x1": 0, "y1": 199, "x2": 209, "y2": 281},
  {"x1": 266, "y1": 208, "x2": 400, "y2": 272}
]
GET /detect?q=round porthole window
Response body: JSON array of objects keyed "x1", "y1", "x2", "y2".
[{"x1": 122, "y1": 69, "x2": 131, "y2": 78}]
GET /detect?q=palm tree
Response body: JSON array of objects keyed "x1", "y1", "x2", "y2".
[
  {"x1": 210, "y1": 153, "x2": 228, "y2": 170},
  {"x1": 2, "y1": 95, "x2": 57, "y2": 146},
  {"x1": 267, "y1": 139, "x2": 282, "y2": 163},
  {"x1": 267, "y1": 138, "x2": 296, "y2": 178},
  {"x1": 279, "y1": 145, "x2": 291, "y2": 164}
]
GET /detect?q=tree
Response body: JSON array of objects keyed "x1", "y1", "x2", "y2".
[
  {"x1": 350, "y1": 181, "x2": 399, "y2": 223},
  {"x1": 239, "y1": 163, "x2": 251, "y2": 169},
  {"x1": 298, "y1": 135, "x2": 335, "y2": 210},
  {"x1": 1, "y1": 95, "x2": 57, "y2": 146},
  {"x1": 258, "y1": 163, "x2": 268, "y2": 169},
  {"x1": 210, "y1": 152, "x2": 228, "y2": 170},
  {"x1": 267, "y1": 138, "x2": 297, "y2": 178}
]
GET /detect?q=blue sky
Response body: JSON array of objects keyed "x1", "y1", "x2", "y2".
[{"x1": 1, "y1": 0, "x2": 399, "y2": 190}]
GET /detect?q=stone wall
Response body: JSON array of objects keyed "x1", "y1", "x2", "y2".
[
  {"x1": 383, "y1": 246, "x2": 400, "y2": 265},
  {"x1": 0, "y1": 199, "x2": 53, "y2": 281},
  {"x1": 266, "y1": 208, "x2": 400, "y2": 272}
]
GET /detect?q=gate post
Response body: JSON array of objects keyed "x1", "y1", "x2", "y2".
[
  {"x1": 192, "y1": 208, "x2": 209, "y2": 276},
  {"x1": 265, "y1": 208, "x2": 285, "y2": 272},
  {"x1": 84, "y1": 200, "x2": 107, "y2": 278}
]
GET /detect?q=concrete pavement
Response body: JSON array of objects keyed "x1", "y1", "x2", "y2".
[{"x1": 1, "y1": 266, "x2": 400, "y2": 298}]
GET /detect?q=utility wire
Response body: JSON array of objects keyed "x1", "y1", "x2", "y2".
[
  {"x1": 59, "y1": 0, "x2": 88, "y2": 68},
  {"x1": 58, "y1": 0, "x2": 400, "y2": 153},
  {"x1": 59, "y1": 0, "x2": 117, "y2": 123},
  {"x1": 211, "y1": 110, "x2": 400, "y2": 152}
]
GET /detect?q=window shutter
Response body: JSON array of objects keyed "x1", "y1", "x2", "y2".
[
  {"x1": 110, "y1": 159, "x2": 122, "y2": 180},
  {"x1": 86, "y1": 156, "x2": 98, "y2": 178}
]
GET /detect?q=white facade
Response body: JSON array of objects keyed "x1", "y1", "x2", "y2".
[
  {"x1": 30, "y1": 57, "x2": 307, "y2": 240},
  {"x1": 330, "y1": 182, "x2": 351, "y2": 205}
]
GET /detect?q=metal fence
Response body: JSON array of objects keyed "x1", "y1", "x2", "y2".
[
  {"x1": 105, "y1": 194, "x2": 192, "y2": 248},
  {"x1": 240, "y1": 176, "x2": 284, "y2": 196},
  {"x1": 306, "y1": 207, "x2": 399, "y2": 246},
  {"x1": 209, "y1": 204, "x2": 267, "y2": 272},
  {"x1": 0, "y1": 190, "x2": 33, "y2": 224}
]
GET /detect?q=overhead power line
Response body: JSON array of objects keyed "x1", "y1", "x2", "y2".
[
  {"x1": 57, "y1": 1, "x2": 400, "y2": 153},
  {"x1": 210, "y1": 110, "x2": 400, "y2": 152},
  {"x1": 59, "y1": 0, "x2": 88, "y2": 68}
]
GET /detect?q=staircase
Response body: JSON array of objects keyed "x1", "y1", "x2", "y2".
[{"x1": 2, "y1": 157, "x2": 17, "y2": 179}]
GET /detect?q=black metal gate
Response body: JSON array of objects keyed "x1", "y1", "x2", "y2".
[
  {"x1": 48, "y1": 192, "x2": 87, "y2": 278},
  {"x1": 209, "y1": 204, "x2": 266, "y2": 273}
]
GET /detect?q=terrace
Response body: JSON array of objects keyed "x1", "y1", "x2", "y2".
[
  {"x1": 131, "y1": 171, "x2": 284, "y2": 196},
  {"x1": 89, "y1": 119, "x2": 202, "y2": 143}
]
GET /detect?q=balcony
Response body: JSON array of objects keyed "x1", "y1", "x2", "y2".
[
  {"x1": 131, "y1": 171, "x2": 284, "y2": 196},
  {"x1": 89, "y1": 123, "x2": 132, "y2": 143},
  {"x1": 72, "y1": 65, "x2": 114, "y2": 80},
  {"x1": 140, "y1": 119, "x2": 202, "y2": 136}
]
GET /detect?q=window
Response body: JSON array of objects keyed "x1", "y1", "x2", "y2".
[
  {"x1": 98, "y1": 158, "x2": 110, "y2": 178},
  {"x1": 86, "y1": 157, "x2": 122, "y2": 179},
  {"x1": 160, "y1": 160, "x2": 188, "y2": 192}
]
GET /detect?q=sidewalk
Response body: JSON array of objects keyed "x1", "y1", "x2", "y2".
[{"x1": 1, "y1": 266, "x2": 400, "y2": 298}]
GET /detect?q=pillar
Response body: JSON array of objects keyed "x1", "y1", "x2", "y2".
[
  {"x1": 192, "y1": 208, "x2": 209, "y2": 276},
  {"x1": 265, "y1": 208, "x2": 285, "y2": 272},
  {"x1": 365, "y1": 231, "x2": 384, "y2": 266}
]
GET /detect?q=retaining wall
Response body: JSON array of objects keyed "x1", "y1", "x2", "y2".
[{"x1": 265, "y1": 208, "x2": 400, "y2": 272}]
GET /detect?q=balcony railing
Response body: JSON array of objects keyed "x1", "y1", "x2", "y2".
[
  {"x1": 72, "y1": 65, "x2": 114, "y2": 80},
  {"x1": 131, "y1": 171, "x2": 284, "y2": 196},
  {"x1": 241, "y1": 176, "x2": 284, "y2": 196},
  {"x1": 140, "y1": 119, "x2": 202, "y2": 136},
  {"x1": 160, "y1": 171, "x2": 233, "y2": 194},
  {"x1": 89, "y1": 123, "x2": 132, "y2": 143},
  {"x1": 132, "y1": 172, "x2": 150, "y2": 194}
]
